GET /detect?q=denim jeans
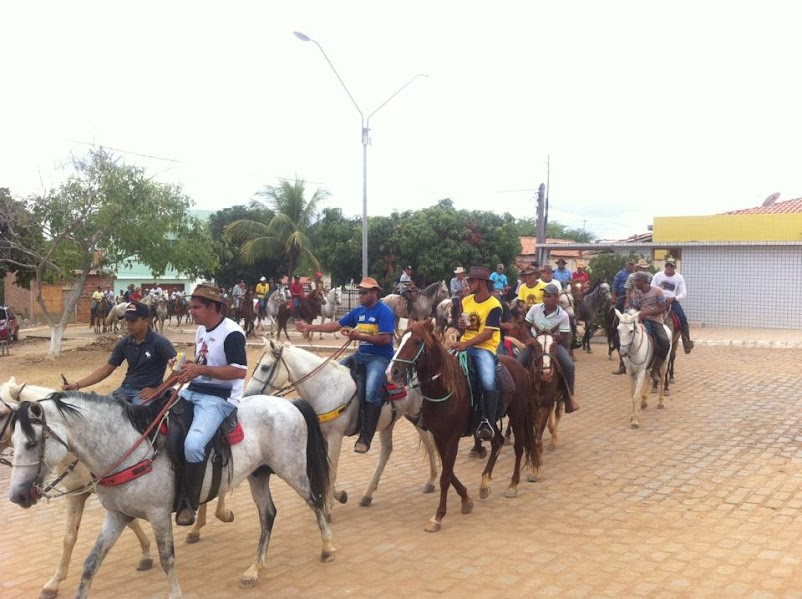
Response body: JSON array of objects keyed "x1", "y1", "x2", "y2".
[
  {"x1": 339, "y1": 352, "x2": 391, "y2": 406},
  {"x1": 466, "y1": 346, "x2": 497, "y2": 391},
  {"x1": 113, "y1": 386, "x2": 142, "y2": 405},
  {"x1": 179, "y1": 389, "x2": 236, "y2": 463},
  {"x1": 670, "y1": 301, "x2": 688, "y2": 328},
  {"x1": 643, "y1": 320, "x2": 670, "y2": 361}
]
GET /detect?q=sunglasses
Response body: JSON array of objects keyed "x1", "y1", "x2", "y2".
[{"x1": 357, "y1": 290, "x2": 372, "y2": 296}]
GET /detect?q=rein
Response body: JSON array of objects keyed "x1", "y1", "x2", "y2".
[{"x1": 390, "y1": 337, "x2": 454, "y2": 402}]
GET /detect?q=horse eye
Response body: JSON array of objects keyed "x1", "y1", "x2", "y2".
[{"x1": 25, "y1": 440, "x2": 37, "y2": 450}]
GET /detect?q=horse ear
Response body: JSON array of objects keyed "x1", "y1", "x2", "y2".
[{"x1": 614, "y1": 309, "x2": 623, "y2": 319}]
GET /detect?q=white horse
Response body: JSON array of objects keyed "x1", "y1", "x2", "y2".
[
  {"x1": 317, "y1": 287, "x2": 343, "y2": 338},
  {"x1": 615, "y1": 309, "x2": 672, "y2": 428},
  {"x1": 8, "y1": 391, "x2": 335, "y2": 597},
  {"x1": 243, "y1": 339, "x2": 438, "y2": 517},
  {"x1": 0, "y1": 378, "x2": 155, "y2": 599},
  {"x1": 258, "y1": 288, "x2": 286, "y2": 337},
  {"x1": 105, "y1": 302, "x2": 130, "y2": 334},
  {"x1": 383, "y1": 281, "x2": 449, "y2": 338}
]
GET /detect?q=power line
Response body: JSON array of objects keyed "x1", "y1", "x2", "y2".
[{"x1": 68, "y1": 139, "x2": 182, "y2": 163}]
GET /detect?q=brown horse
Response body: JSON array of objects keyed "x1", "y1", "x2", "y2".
[
  {"x1": 276, "y1": 288, "x2": 324, "y2": 340},
  {"x1": 386, "y1": 320, "x2": 538, "y2": 533},
  {"x1": 524, "y1": 332, "x2": 569, "y2": 456},
  {"x1": 233, "y1": 288, "x2": 256, "y2": 336}
]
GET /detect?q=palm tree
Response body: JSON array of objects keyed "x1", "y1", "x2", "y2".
[{"x1": 225, "y1": 178, "x2": 328, "y2": 277}]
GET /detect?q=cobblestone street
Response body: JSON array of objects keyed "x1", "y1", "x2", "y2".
[{"x1": 3, "y1": 342, "x2": 802, "y2": 598}]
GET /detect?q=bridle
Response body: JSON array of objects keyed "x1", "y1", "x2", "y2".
[
  {"x1": 389, "y1": 333, "x2": 452, "y2": 402},
  {"x1": 618, "y1": 319, "x2": 648, "y2": 365},
  {"x1": 249, "y1": 345, "x2": 292, "y2": 396}
]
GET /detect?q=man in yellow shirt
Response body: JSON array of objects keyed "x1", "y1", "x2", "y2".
[
  {"x1": 255, "y1": 276, "x2": 270, "y2": 316},
  {"x1": 451, "y1": 265, "x2": 503, "y2": 441},
  {"x1": 516, "y1": 266, "x2": 547, "y2": 309}
]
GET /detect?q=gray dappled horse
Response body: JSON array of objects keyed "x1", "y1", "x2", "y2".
[
  {"x1": 383, "y1": 281, "x2": 449, "y2": 338},
  {"x1": 8, "y1": 391, "x2": 335, "y2": 597}
]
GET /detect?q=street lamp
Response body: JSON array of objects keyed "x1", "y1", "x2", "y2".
[{"x1": 293, "y1": 31, "x2": 427, "y2": 279}]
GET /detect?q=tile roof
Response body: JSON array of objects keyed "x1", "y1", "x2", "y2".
[{"x1": 721, "y1": 197, "x2": 802, "y2": 215}]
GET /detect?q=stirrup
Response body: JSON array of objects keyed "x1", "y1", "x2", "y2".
[{"x1": 476, "y1": 419, "x2": 493, "y2": 441}]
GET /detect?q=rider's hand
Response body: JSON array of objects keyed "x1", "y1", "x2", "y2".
[
  {"x1": 62, "y1": 383, "x2": 79, "y2": 391},
  {"x1": 451, "y1": 341, "x2": 467, "y2": 352}
]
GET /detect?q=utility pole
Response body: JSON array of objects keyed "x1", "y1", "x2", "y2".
[{"x1": 535, "y1": 183, "x2": 547, "y2": 265}]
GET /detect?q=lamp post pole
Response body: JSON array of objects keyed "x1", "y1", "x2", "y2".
[{"x1": 294, "y1": 31, "x2": 426, "y2": 279}]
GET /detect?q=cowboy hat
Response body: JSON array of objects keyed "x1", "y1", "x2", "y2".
[
  {"x1": 519, "y1": 265, "x2": 538, "y2": 276},
  {"x1": 576, "y1": 261, "x2": 586, "y2": 268},
  {"x1": 467, "y1": 266, "x2": 492, "y2": 281},
  {"x1": 453, "y1": 266, "x2": 465, "y2": 274},
  {"x1": 556, "y1": 258, "x2": 567, "y2": 265},
  {"x1": 636, "y1": 258, "x2": 650, "y2": 268},
  {"x1": 191, "y1": 284, "x2": 228, "y2": 304},
  {"x1": 357, "y1": 277, "x2": 382, "y2": 290}
]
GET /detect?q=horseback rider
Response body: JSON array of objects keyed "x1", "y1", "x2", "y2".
[
  {"x1": 90, "y1": 286, "x2": 103, "y2": 314},
  {"x1": 517, "y1": 283, "x2": 579, "y2": 413},
  {"x1": 450, "y1": 266, "x2": 502, "y2": 442},
  {"x1": 572, "y1": 262, "x2": 589, "y2": 284},
  {"x1": 397, "y1": 265, "x2": 417, "y2": 316},
  {"x1": 516, "y1": 265, "x2": 546, "y2": 310},
  {"x1": 231, "y1": 279, "x2": 246, "y2": 312},
  {"x1": 553, "y1": 258, "x2": 573, "y2": 287},
  {"x1": 290, "y1": 275, "x2": 304, "y2": 319},
  {"x1": 612, "y1": 259, "x2": 635, "y2": 313},
  {"x1": 624, "y1": 258, "x2": 652, "y2": 309},
  {"x1": 449, "y1": 266, "x2": 469, "y2": 328},
  {"x1": 489, "y1": 263, "x2": 508, "y2": 298},
  {"x1": 173, "y1": 284, "x2": 247, "y2": 526},
  {"x1": 630, "y1": 271, "x2": 669, "y2": 371},
  {"x1": 256, "y1": 276, "x2": 270, "y2": 315},
  {"x1": 296, "y1": 277, "x2": 395, "y2": 454},
  {"x1": 652, "y1": 259, "x2": 694, "y2": 353},
  {"x1": 62, "y1": 301, "x2": 177, "y2": 403}
]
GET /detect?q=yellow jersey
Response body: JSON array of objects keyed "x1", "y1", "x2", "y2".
[{"x1": 461, "y1": 294, "x2": 502, "y2": 353}]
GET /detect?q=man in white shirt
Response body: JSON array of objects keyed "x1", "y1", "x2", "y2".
[{"x1": 651, "y1": 260, "x2": 693, "y2": 353}]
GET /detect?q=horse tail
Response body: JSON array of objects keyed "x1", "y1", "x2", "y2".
[{"x1": 291, "y1": 399, "x2": 331, "y2": 509}]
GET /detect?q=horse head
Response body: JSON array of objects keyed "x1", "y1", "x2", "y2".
[
  {"x1": 387, "y1": 319, "x2": 437, "y2": 385},
  {"x1": 530, "y1": 331, "x2": 559, "y2": 384},
  {"x1": 245, "y1": 338, "x2": 288, "y2": 396},
  {"x1": 614, "y1": 309, "x2": 640, "y2": 357},
  {"x1": 8, "y1": 401, "x2": 56, "y2": 508},
  {"x1": 599, "y1": 282, "x2": 612, "y2": 302}
]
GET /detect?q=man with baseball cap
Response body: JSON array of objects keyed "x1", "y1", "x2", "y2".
[
  {"x1": 172, "y1": 284, "x2": 248, "y2": 526},
  {"x1": 452, "y1": 266, "x2": 504, "y2": 441},
  {"x1": 517, "y1": 283, "x2": 579, "y2": 413},
  {"x1": 652, "y1": 260, "x2": 693, "y2": 353},
  {"x1": 297, "y1": 277, "x2": 395, "y2": 454},
  {"x1": 62, "y1": 301, "x2": 176, "y2": 403}
]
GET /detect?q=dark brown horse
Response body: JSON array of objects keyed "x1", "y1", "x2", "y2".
[
  {"x1": 387, "y1": 320, "x2": 538, "y2": 532},
  {"x1": 524, "y1": 331, "x2": 569, "y2": 455},
  {"x1": 232, "y1": 289, "x2": 256, "y2": 336},
  {"x1": 276, "y1": 288, "x2": 324, "y2": 341}
]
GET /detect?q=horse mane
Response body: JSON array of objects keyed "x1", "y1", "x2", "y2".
[
  {"x1": 419, "y1": 282, "x2": 443, "y2": 298},
  {"x1": 16, "y1": 394, "x2": 83, "y2": 442},
  {"x1": 411, "y1": 322, "x2": 469, "y2": 397}
]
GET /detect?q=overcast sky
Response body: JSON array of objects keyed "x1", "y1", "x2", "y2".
[{"x1": 2, "y1": 1, "x2": 801, "y2": 240}]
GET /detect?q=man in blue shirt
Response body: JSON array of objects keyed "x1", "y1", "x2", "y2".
[
  {"x1": 552, "y1": 258, "x2": 572, "y2": 287},
  {"x1": 489, "y1": 263, "x2": 508, "y2": 297},
  {"x1": 612, "y1": 259, "x2": 635, "y2": 312},
  {"x1": 297, "y1": 276, "x2": 395, "y2": 453}
]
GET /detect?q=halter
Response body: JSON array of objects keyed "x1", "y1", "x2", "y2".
[
  {"x1": 249, "y1": 341, "x2": 358, "y2": 423},
  {"x1": 619, "y1": 320, "x2": 649, "y2": 365},
  {"x1": 389, "y1": 336, "x2": 452, "y2": 402}
]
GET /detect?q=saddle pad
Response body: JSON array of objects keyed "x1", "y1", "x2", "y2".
[
  {"x1": 385, "y1": 383, "x2": 407, "y2": 401},
  {"x1": 497, "y1": 363, "x2": 516, "y2": 395}
]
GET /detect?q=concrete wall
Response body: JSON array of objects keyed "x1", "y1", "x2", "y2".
[{"x1": 653, "y1": 213, "x2": 802, "y2": 242}]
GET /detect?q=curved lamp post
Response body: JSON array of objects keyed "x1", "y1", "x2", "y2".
[{"x1": 294, "y1": 31, "x2": 427, "y2": 279}]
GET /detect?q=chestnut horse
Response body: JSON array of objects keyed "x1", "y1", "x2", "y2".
[
  {"x1": 386, "y1": 320, "x2": 538, "y2": 532},
  {"x1": 524, "y1": 332, "x2": 569, "y2": 456},
  {"x1": 276, "y1": 288, "x2": 324, "y2": 341}
]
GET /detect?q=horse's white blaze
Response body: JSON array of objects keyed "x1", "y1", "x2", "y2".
[
  {"x1": 388, "y1": 331, "x2": 413, "y2": 382},
  {"x1": 536, "y1": 334, "x2": 554, "y2": 369}
]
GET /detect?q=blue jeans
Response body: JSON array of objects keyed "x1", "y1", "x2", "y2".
[
  {"x1": 466, "y1": 346, "x2": 497, "y2": 392},
  {"x1": 339, "y1": 352, "x2": 391, "y2": 406},
  {"x1": 113, "y1": 386, "x2": 142, "y2": 405},
  {"x1": 643, "y1": 320, "x2": 669, "y2": 362},
  {"x1": 179, "y1": 389, "x2": 236, "y2": 464},
  {"x1": 670, "y1": 301, "x2": 688, "y2": 328}
]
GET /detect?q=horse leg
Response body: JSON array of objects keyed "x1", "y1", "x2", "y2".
[
  {"x1": 418, "y1": 428, "x2": 438, "y2": 494},
  {"x1": 504, "y1": 417, "x2": 527, "y2": 498},
  {"x1": 468, "y1": 436, "x2": 488, "y2": 459},
  {"x1": 479, "y1": 427, "x2": 505, "y2": 499},
  {"x1": 360, "y1": 422, "x2": 394, "y2": 507},
  {"x1": 547, "y1": 402, "x2": 560, "y2": 450},
  {"x1": 74, "y1": 511, "x2": 141, "y2": 599},
  {"x1": 40, "y1": 492, "x2": 89, "y2": 599},
  {"x1": 148, "y1": 511, "x2": 182, "y2": 599},
  {"x1": 326, "y1": 431, "x2": 348, "y2": 517},
  {"x1": 127, "y1": 519, "x2": 154, "y2": 571},
  {"x1": 240, "y1": 472, "x2": 277, "y2": 588},
  {"x1": 185, "y1": 502, "x2": 207, "y2": 544},
  {"x1": 629, "y1": 371, "x2": 642, "y2": 428}
]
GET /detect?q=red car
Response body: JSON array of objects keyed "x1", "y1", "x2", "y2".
[{"x1": 0, "y1": 306, "x2": 19, "y2": 342}]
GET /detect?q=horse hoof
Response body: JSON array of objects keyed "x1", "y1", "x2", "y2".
[
  {"x1": 320, "y1": 549, "x2": 336, "y2": 563},
  {"x1": 425, "y1": 519, "x2": 442, "y2": 533},
  {"x1": 504, "y1": 487, "x2": 518, "y2": 498},
  {"x1": 217, "y1": 510, "x2": 234, "y2": 523},
  {"x1": 325, "y1": 512, "x2": 332, "y2": 524},
  {"x1": 462, "y1": 499, "x2": 474, "y2": 514},
  {"x1": 469, "y1": 448, "x2": 487, "y2": 459},
  {"x1": 185, "y1": 532, "x2": 200, "y2": 544},
  {"x1": 641, "y1": 403, "x2": 648, "y2": 410},
  {"x1": 650, "y1": 387, "x2": 657, "y2": 394},
  {"x1": 423, "y1": 483, "x2": 436, "y2": 494},
  {"x1": 479, "y1": 487, "x2": 490, "y2": 500},
  {"x1": 239, "y1": 576, "x2": 257, "y2": 589},
  {"x1": 527, "y1": 473, "x2": 540, "y2": 483},
  {"x1": 335, "y1": 490, "x2": 348, "y2": 504},
  {"x1": 663, "y1": 389, "x2": 671, "y2": 397},
  {"x1": 630, "y1": 422, "x2": 640, "y2": 429},
  {"x1": 39, "y1": 590, "x2": 58, "y2": 599},
  {"x1": 359, "y1": 496, "x2": 372, "y2": 507},
  {"x1": 669, "y1": 376, "x2": 675, "y2": 383},
  {"x1": 137, "y1": 557, "x2": 154, "y2": 571},
  {"x1": 658, "y1": 404, "x2": 665, "y2": 409}
]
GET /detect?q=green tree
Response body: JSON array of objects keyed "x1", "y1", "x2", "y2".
[
  {"x1": 0, "y1": 148, "x2": 217, "y2": 356},
  {"x1": 515, "y1": 217, "x2": 597, "y2": 242},
  {"x1": 312, "y1": 207, "x2": 361, "y2": 285},
  {"x1": 206, "y1": 203, "x2": 279, "y2": 289},
  {"x1": 225, "y1": 179, "x2": 327, "y2": 279},
  {"x1": 588, "y1": 251, "x2": 646, "y2": 284}
]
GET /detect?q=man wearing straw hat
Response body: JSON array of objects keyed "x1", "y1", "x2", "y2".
[
  {"x1": 449, "y1": 266, "x2": 469, "y2": 329},
  {"x1": 297, "y1": 276, "x2": 395, "y2": 454}
]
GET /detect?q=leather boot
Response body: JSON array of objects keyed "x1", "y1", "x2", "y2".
[
  {"x1": 476, "y1": 390, "x2": 499, "y2": 441},
  {"x1": 564, "y1": 394, "x2": 580, "y2": 414},
  {"x1": 176, "y1": 461, "x2": 206, "y2": 526},
  {"x1": 681, "y1": 323, "x2": 694, "y2": 354},
  {"x1": 355, "y1": 403, "x2": 382, "y2": 453}
]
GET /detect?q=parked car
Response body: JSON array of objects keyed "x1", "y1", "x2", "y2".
[{"x1": 0, "y1": 306, "x2": 20, "y2": 342}]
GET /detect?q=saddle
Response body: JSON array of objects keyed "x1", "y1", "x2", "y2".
[{"x1": 166, "y1": 398, "x2": 243, "y2": 512}]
